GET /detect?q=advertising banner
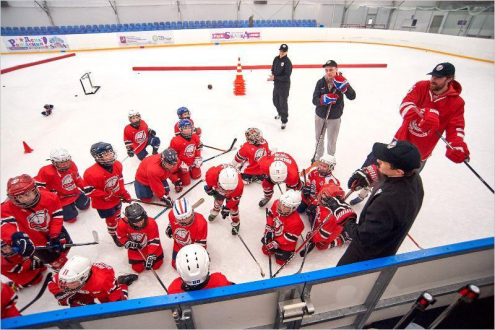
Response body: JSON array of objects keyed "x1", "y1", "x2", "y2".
[
  {"x1": 3, "y1": 35, "x2": 69, "y2": 52},
  {"x1": 210, "y1": 30, "x2": 262, "y2": 42},
  {"x1": 118, "y1": 31, "x2": 174, "y2": 47}
]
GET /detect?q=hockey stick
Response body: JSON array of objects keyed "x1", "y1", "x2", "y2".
[
  {"x1": 407, "y1": 233, "x2": 424, "y2": 250},
  {"x1": 203, "y1": 138, "x2": 237, "y2": 163},
  {"x1": 203, "y1": 144, "x2": 228, "y2": 152},
  {"x1": 129, "y1": 198, "x2": 169, "y2": 207},
  {"x1": 192, "y1": 198, "x2": 205, "y2": 209},
  {"x1": 296, "y1": 182, "x2": 316, "y2": 275},
  {"x1": 126, "y1": 233, "x2": 168, "y2": 294},
  {"x1": 153, "y1": 179, "x2": 204, "y2": 219},
  {"x1": 265, "y1": 208, "x2": 273, "y2": 278},
  {"x1": 19, "y1": 273, "x2": 53, "y2": 313},
  {"x1": 276, "y1": 183, "x2": 284, "y2": 194},
  {"x1": 29, "y1": 231, "x2": 99, "y2": 251},
  {"x1": 234, "y1": 227, "x2": 266, "y2": 278},
  {"x1": 412, "y1": 108, "x2": 494, "y2": 194},
  {"x1": 124, "y1": 181, "x2": 135, "y2": 186},
  {"x1": 311, "y1": 86, "x2": 337, "y2": 164}
]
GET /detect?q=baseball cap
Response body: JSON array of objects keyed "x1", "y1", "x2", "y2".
[
  {"x1": 322, "y1": 60, "x2": 338, "y2": 68},
  {"x1": 427, "y1": 62, "x2": 455, "y2": 78},
  {"x1": 372, "y1": 140, "x2": 421, "y2": 172},
  {"x1": 279, "y1": 44, "x2": 288, "y2": 52}
]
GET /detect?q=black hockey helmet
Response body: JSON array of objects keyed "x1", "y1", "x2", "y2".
[
  {"x1": 161, "y1": 148, "x2": 178, "y2": 168},
  {"x1": 90, "y1": 142, "x2": 116, "y2": 166},
  {"x1": 124, "y1": 203, "x2": 148, "y2": 230}
]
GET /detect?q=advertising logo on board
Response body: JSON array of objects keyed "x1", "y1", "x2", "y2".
[{"x1": 4, "y1": 36, "x2": 69, "y2": 52}]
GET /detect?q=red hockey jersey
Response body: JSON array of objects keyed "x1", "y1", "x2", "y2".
[
  {"x1": 259, "y1": 152, "x2": 301, "y2": 189},
  {"x1": 267, "y1": 200, "x2": 304, "y2": 251},
  {"x1": 311, "y1": 206, "x2": 342, "y2": 244},
  {"x1": 394, "y1": 80, "x2": 466, "y2": 160},
  {"x1": 235, "y1": 140, "x2": 270, "y2": 175},
  {"x1": 116, "y1": 217, "x2": 164, "y2": 261},
  {"x1": 167, "y1": 272, "x2": 233, "y2": 294},
  {"x1": 135, "y1": 154, "x2": 180, "y2": 199},
  {"x1": 205, "y1": 165, "x2": 244, "y2": 209},
  {"x1": 49, "y1": 262, "x2": 127, "y2": 307},
  {"x1": 1, "y1": 282, "x2": 21, "y2": 319},
  {"x1": 35, "y1": 162, "x2": 86, "y2": 206},
  {"x1": 83, "y1": 161, "x2": 130, "y2": 210},
  {"x1": 1, "y1": 190, "x2": 63, "y2": 246},
  {"x1": 303, "y1": 168, "x2": 340, "y2": 206},
  {"x1": 168, "y1": 212, "x2": 208, "y2": 253},
  {"x1": 124, "y1": 120, "x2": 150, "y2": 154},
  {"x1": 169, "y1": 134, "x2": 202, "y2": 167}
]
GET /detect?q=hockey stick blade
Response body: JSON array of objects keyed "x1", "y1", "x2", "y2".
[
  {"x1": 192, "y1": 198, "x2": 205, "y2": 209},
  {"x1": 92, "y1": 230, "x2": 99, "y2": 244},
  {"x1": 130, "y1": 198, "x2": 168, "y2": 207},
  {"x1": 236, "y1": 232, "x2": 265, "y2": 278},
  {"x1": 19, "y1": 273, "x2": 53, "y2": 313}
]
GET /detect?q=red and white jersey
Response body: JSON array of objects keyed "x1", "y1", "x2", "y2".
[
  {"x1": 311, "y1": 206, "x2": 342, "y2": 244},
  {"x1": 168, "y1": 212, "x2": 207, "y2": 253},
  {"x1": 205, "y1": 165, "x2": 244, "y2": 209},
  {"x1": 394, "y1": 80, "x2": 466, "y2": 160},
  {"x1": 135, "y1": 154, "x2": 180, "y2": 199},
  {"x1": 303, "y1": 168, "x2": 340, "y2": 205},
  {"x1": 83, "y1": 161, "x2": 129, "y2": 210},
  {"x1": 124, "y1": 120, "x2": 150, "y2": 154},
  {"x1": 259, "y1": 152, "x2": 301, "y2": 189},
  {"x1": 174, "y1": 118, "x2": 196, "y2": 136},
  {"x1": 35, "y1": 162, "x2": 86, "y2": 206},
  {"x1": 235, "y1": 140, "x2": 270, "y2": 175},
  {"x1": 266, "y1": 200, "x2": 304, "y2": 251},
  {"x1": 1, "y1": 282, "x2": 21, "y2": 319},
  {"x1": 116, "y1": 217, "x2": 163, "y2": 261},
  {"x1": 1, "y1": 190, "x2": 63, "y2": 246},
  {"x1": 169, "y1": 134, "x2": 202, "y2": 167},
  {"x1": 49, "y1": 263, "x2": 127, "y2": 306},
  {"x1": 168, "y1": 272, "x2": 233, "y2": 294}
]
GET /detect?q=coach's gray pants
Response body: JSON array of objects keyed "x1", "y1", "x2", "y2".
[{"x1": 315, "y1": 116, "x2": 341, "y2": 159}]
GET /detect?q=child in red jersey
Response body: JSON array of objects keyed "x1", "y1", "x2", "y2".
[
  {"x1": 168, "y1": 244, "x2": 233, "y2": 294},
  {"x1": 231, "y1": 128, "x2": 270, "y2": 185},
  {"x1": 174, "y1": 107, "x2": 202, "y2": 137},
  {"x1": 35, "y1": 148, "x2": 90, "y2": 223},
  {"x1": 1, "y1": 282, "x2": 21, "y2": 318},
  {"x1": 166, "y1": 198, "x2": 207, "y2": 269},
  {"x1": 117, "y1": 203, "x2": 164, "y2": 273},
  {"x1": 83, "y1": 142, "x2": 132, "y2": 247},
  {"x1": 48, "y1": 255, "x2": 138, "y2": 307},
  {"x1": 124, "y1": 109, "x2": 161, "y2": 161}
]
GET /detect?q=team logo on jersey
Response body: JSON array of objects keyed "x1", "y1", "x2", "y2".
[
  {"x1": 105, "y1": 176, "x2": 120, "y2": 193},
  {"x1": 174, "y1": 228, "x2": 192, "y2": 246},
  {"x1": 184, "y1": 144, "x2": 196, "y2": 158},
  {"x1": 281, "y1": 62, "x2": 285, "y2": 67},
  {"x1": 27, "y1": 209, "x2": 50, "y2": 231},
  {"x1": 61, "y1": 174, "x2": 77, "y2": 191},
  {"x1": 254, "y1": 148, "x2": 267, "y2": 162},
  {"x1": 129, "y1": 232, "x2": 147, "y2": 247},
  {"x1": 273, "y1": 217, "x2": 284, "y2": 236},
  {"x1": 408, "y1": 120, "x2": 428, "y2": 138},
  {"x1": 387, "y1": 141, "x2": 397, "y2": 149},
  {"x1": 135, "y1": 130, "x2": 147, "y2": 144}
]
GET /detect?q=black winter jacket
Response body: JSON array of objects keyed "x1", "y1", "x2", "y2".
[
  {"x1": 271, "y1": 56, "x2": 292, "y2": 87},
  {"x1": 312, "y1": 76, "x2": 356, "y2": 120}
]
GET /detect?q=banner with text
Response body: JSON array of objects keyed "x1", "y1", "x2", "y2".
[
  {"x1": 210, "y1": 30, "x2": 262, "y2": 42},
  {"x1": 118, "y1": 32, "x2": 174, "y2": 47},
  {"x1": 3, "y1": 35, "x2": 70, "y2": 52}
]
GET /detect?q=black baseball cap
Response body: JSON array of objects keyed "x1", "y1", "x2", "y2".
[
  {"x1": 372, "y1": 140, "x2": 421, "y2": 172},
  {"x1": 427, "y1": 62, "x2": 455, "y2": 78},
  {"x1": 279, "y1": 44, "x2": 288, "y2": 52},
  {"x1": 322, "y1": 60, "x2": 338, "y2": 68}
]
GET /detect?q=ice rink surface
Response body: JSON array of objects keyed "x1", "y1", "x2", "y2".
[{"x1": 1, "y1": 41, "x2": 494, "y2": 314}]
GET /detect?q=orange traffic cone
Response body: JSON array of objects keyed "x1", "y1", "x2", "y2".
[
  {"x1": 23, "y1": 141, "x2": 33, "y2": 154},
  {"x1": 233, "y1": 57, "x2": 246, "y2": 96}
]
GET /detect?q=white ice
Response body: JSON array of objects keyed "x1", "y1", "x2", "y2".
[{"x1": 1, "y1": 42, "x2": 494, "y2": 315}]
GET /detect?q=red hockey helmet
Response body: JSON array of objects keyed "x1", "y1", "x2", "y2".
[
  {"x1": 317, "y1": 183, "x2": 345, "y2": 205},
  {"x1": 7, "y1": 174, "x2": 40, "y2": 208}
]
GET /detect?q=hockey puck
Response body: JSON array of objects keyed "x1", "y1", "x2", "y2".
[
  {"x1": 75, "y1": 95, "x2": 78, "y2": 97},
  {"x1": 208, "y1": 84, "x2": 212, "y2": 90}
]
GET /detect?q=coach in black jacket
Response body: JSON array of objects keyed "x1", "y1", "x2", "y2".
[
  {"x1": 321, "y1": 140, "x2": 424, "y2": 266},
  {"x1": 268, "y1": 43, "x2": 292, "y2": 129}
]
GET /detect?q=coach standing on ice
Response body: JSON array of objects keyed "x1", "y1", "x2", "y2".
[
  {"x1": 320, "y1": 140, "x2": 424, "y2": 266},
  {"x1": 268, "y1": 44, "x2": 292, "y2": 130}
]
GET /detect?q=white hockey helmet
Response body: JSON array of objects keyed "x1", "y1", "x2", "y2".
[
  {"x1": 269, "y1": 161, "x2": 288, "y2": 183},
  {"x1": 59, "y1": 255, "x2": 92, "y2": 292},
  {"x1": 318, "y1": 154, "x2": 336, "y2": 175},
  {"x1": 219, "y1": 167, "x2": 238, "y2": 191},
  {"x1": 173, "y1": 198, "x2": 194, "y2": 225},
  {"x1": 278, "y1": 189, "x2": 302, "y2": 216},
  {"x1": 176, "y1": 244, "x2": 210, "y2": 287},
  {"x1": 49, "y1": 148, "x2": 72, "y2": 171},
  {"x1": 128, "y1": 109, "x2": 140, "y2": 119}
]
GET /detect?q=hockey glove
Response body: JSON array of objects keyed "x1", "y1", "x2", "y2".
[
  {"x1": 265, "y1": 240, "x2": 280, "y2": 254},
  {"x1": 320, "y1": 93, "x2": 338, "y2": 106},
  {"x1": 166, "y1": 224, "x2": 173, "y2": 238},
  {"x1": 124, "y1": 240, "x2": 141, "y2": 250},
  {"x1": 193, "y1": 156, "x2": 203, "y2": 168},
  {"x1": 126, "y1": 147, "x2": 135, "y2": 158},
  {"x1": 329, "y1": 234, "x2": 346, "y2": 249},
  {"x1": 48, "y1": 233, "x2": 65, "y2": 253},
  {"x1": 299, "y1": 241, "x2": 316, "y2": 257},
  {"x1": 11, "y1": 232, "x2": 35, "y2": 257},
  {"x1": 81, "y1": 186, "x2": 95, "y2": 195},
  {"x1": 261, "y1": 225, "x2": 274, "y2": 245},
  {"x1": 148, "y1": 128, "x2": 156, "y2": 137},
  {"x1": 145, "y1": 254, "x2": 157, "y2": 270},
  {"x1": 179, "y1": 161, "x2": 189, "y2": 173},
  {"x1": 120, "y1": 191, "x2": 132, "y2": 204},
  {"x1": 332, "y1": 72, "x2": 348, "y2": 93},
  {"x1": 221, "y1": 206, "x2": 230, "y2": 219},
  {"x1": 161, "y1": 195, "x2": 173, "y2": 208},
  {"x1": 446, "y1": 140, "x2": 470, "y2": 163},
  {"x1": 204, "y1": 185, "x2": 216, "y2": 197},
  {"x1": 174, "y1": 180, "x2": 183, "y2": 193},
  {"x1": 306, "y1": 204, "x2": 317, "y2": 216},
  {"x1": 301, "y1": 185, "x2": 312, "y2": 198},
  {"x1": 320, "y1": 196, "x2": 357, "y2": 226},
  {"x1": 30, "y1": 256, "x2": 44, "y2": 270},
  {"x1": 418, "y1": 108, "x2": 440, "y2": 135},
  {"x1": 347, "y1": 165, "x2": 380, "y2": 190}
]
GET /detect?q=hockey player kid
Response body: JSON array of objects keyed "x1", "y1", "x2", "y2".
[
  {"x1": 258, "y1": 151, "x2": 302, "y2": 207},
  {"x1": 134, "y1": 148, "x2": 182, "y2": 207},
  {"x1": 124, "y1": 109, "x2": 161, "y2": 161},
  {"x1": 166, "y1": 198, "x2": 207, "y2": 269},
  {"x1": 261, "y1": 190, "x2": 304, "y2": 265},
  {"x1": 48, "y1": 255, "x2": 138, "y2": 307},
  {"x1": 83, "y1": 142, "x2": 132, "y2": 247},
  {"x1": 298, "y1": 155, "x2": 339, "y2": 221},
  {"x1": 204, "y1": 165, "x2": 244, "y2": 235},
  {"x1": 117, "y1": 203, "x2": 164, "y2": 273},
  {"x1": 2, "y1": 174, "x2": 72, "y2": 271},
  {"x1": 231, "y1": 127, "x2": 270, "y2": 185},
  {"x1": 1, "y1": 282, "x2": 21, "y2": 319},
  {"x1": 168, "y1": 244, "x2": 234, "y2": 294},
  {"x1": 35, "y1": 148, "x2": 90, "y2": 223},
  {"x1": 1, "y1": 223, "x2": 46, "y2": 289},
  {"x1": 174, "y1": 107, "x2": 202, "y2": 137},
  {"x1": 170, "y1": 119, "x2": 203, "y2": 186}
]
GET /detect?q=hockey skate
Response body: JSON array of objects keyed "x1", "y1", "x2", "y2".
[
  {"x1": 350, "y1": 196, "x2": 364, "y2": 206},
  {"x1": 117, "y1": 274, "x2": 138, "y2": 286},
  {"x1": 208, "y1": 208, "x2": 220, "y2": 222},
  {"x1": 231, "y1": 222, "x2": 240, "y2": 235},
  {"x1": 281, "y1": 123, "x2": 286, "y2": 130},
  {"x1": 274, "y1": 115, "x2": 281, "y2": 120},
  {"x1": 111, "y1": 234, "x2": 123, "y2": 247},
  {"x1": 258, "y1": 196, "x2": 271, "y2": 207}
]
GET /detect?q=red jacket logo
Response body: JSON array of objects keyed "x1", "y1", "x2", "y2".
[
  {"x1": 174, "y1": 228, "x2": 192, "y2": 246},
  {"x1": 184, "y1": 144, "x2": 196, "y2": 158},
  {"x1": 62, "y1": 174, "x2": 77, "y2": 191},
  {"x1": 105, "y1": 176, "x2": 119, "y2": 193},
  {"x1": 27, "y1": 209, "x2": 50, "y2": 231},
  {"x1": 135, "y1": 130, "x2": 147, "y2": 144}
]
